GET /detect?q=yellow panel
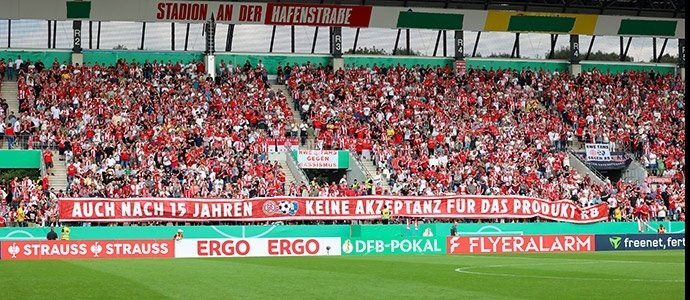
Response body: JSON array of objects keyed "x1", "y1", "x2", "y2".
[
  {"x1": 484, "y1": 10, "x2": 598, "y2": 35},
  {"x1": 484, "y1": 11, "x2": 512, "y2": 31}
]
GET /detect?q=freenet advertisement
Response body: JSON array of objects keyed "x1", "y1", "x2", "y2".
[{"x1": 595, "y1": 234, "x2": 685, "y2": 251}]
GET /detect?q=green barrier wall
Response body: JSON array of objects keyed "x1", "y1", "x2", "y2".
[
  {"x1": 81, "y1": 50, "x2": 204, "y2": 67},
  {"x1": 0, "y1": 225, "x2": 350, "y2": 241},
  {"x1": 1, "y1": 222, "x2": 682, "y2": 241},
  {"x1": 342, "y1": 236, "x2": 445, "y2": 255},
  {"x1": 0, "y1": 50, "x2": 675, "y2": 76},
  {"x1": 580, "y1": 61, "x2": 675, "y2": 74},
  {"x1": 0, "y1": 150, "x2": 42, "y2": 169},
  {"x1": 353, "y1": 221, "x2": 686, "y2": 238},
  {"x1": 466, "y1": 58, "x2": 569, "y2": 72},
  {"x1": 0, "y1": 50, "x2": 72, "y2": 66},
  {"x1": 344, "y1": 55, "x2": 454, "y2": 69},
  {"x1": 215, "y1": 53, "x2": 331, "y2": 75}
]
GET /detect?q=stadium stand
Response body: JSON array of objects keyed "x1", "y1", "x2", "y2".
[{"x1": 0, "y1": 58, "x2": 685, "y2": 226}]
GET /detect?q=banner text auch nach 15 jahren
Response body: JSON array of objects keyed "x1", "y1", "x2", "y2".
[{"x1": 59, "y1": 196, "x2": 608, "y2": 224}]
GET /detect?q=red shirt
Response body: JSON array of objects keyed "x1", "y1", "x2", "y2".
[
  {"x1": 43, "y1": 150, "x2": 53, "y2": 163},
  {"x1": 67, "y1": 165, "x2": 77, "y2": 176}
]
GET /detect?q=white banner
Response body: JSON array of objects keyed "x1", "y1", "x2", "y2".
[
  {"x1": 585, "y1": 143, "x2": 611, "y2": 161},
  {"x1": 174, "y1": 237, "x2": 342, "y2": 258},
  {"x1": 296, "y1": 150, "x2": 339, "y2": 169}
]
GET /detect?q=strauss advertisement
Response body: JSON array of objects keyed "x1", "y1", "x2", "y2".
[{"x1": 0, "y1": 240, "x2": 174, "y2": 260}]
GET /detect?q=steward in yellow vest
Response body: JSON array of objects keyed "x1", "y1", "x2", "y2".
[{"x1": 381, "y1": 205, "x2": 391, "y2": 224}]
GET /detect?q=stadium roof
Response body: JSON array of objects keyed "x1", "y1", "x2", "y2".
[{"x1": 203, "y1": 0, "x2": 684, "y2": 19}]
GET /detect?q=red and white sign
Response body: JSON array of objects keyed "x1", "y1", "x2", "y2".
[
  {"x1": 446, "y1": 235, "x2": 595, "y2": 254},
  {"x1": 264, "y1": 3, "x2": 372, "y2": 27},
  {"x1": 296, "y1": 150, "x2": 340, "y2": 169},
  {"x1": 644, "y1": 176, "x2": 673, "y2": 184},
  {"x1": 1, "y1": 240, "x2": 174, "y2": 260},
  {"x1": 151, "y1": 2, "x2": 374, "y2": 26},
  {"x1": 175, "y1": 237, "x2": 342, "y2": 258},
  {"x1": 259, "y1": 137, "x2": 299, "y2": 152},
  {"x1": 455, "y1": 60, "x2": 466, "y2": 75},
  {"x1": 58, "y1": 196, "x2": 609, "y2": 224}
]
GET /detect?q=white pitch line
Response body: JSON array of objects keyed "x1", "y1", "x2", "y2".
[
  {"x1": 458, "y1": 255, "x2": 685, "y2": 265},
  {"x1": 454, "y1": 262, "x2": 685, "y2": 283}
]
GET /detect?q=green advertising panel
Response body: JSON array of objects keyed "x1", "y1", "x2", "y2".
[
  {"x1": 617, "y1": 19, "x2": 677, "y2": 37},
  {"x1": 341, "y1": 236, "x2": 445, "y2": 256},
  {"x1": 0, "y1": 150, "x2": 42, "y2": 169},
  {"x1": 396, "y1": 12, "x2": 464, "y2": 30},
  {"x1": 354, "y1": 221, "x2": 685, "y2": 238},
  {"x1": 1, "y1": 222, "x2": 683, "y2": 241},
  {"x1": 0, "y1": 225, "x2": 350, "y2": 241}
]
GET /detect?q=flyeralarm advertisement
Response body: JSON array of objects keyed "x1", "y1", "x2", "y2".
[
  {"x1": 0, "y1": 240, "x2": 174, "y2": 260},
  {"x1": 174, "y1": 237, "x2": 342, "y2": 258},
  {"x1": 446, "y1": 235, "x2": 595, "y2": 254}
]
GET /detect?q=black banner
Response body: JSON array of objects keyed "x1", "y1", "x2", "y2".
[
  {"x1": 574, "y1": 152, "x2": 632, "y2": 170},
  {"x1": 72, "y1": 21, "x2": 82, "y2": 53},
  {"x1": 569, "y1": 34, "x2": 580, "y2": 64},
  {"x1": 454, "y1": 30, "x2": 464, "y2": 60},
  {"x1": 332, "y1": 26, "x2": 342, "y2": 58},
  {"x1": 679, "y1": 39, "x2": 685, "y2": 68}
]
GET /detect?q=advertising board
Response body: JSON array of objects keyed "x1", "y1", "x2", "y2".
[
  {"x1": 0, "y1": 240, "x2": 174, "y2": 260},
  {"x1": 595, "y1": 234, "x2": 685, "y2": 251},
  {"x1": 341, "y1": 237, "x2": 444, "y2": 255},
  {"x1": 174, "y1": 237, "x2": 342, "y2": 258},
  {"x1": 446, "y1": 235, "x2": 595, "y2": 254}
]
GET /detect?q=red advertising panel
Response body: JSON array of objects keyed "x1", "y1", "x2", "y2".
[
  {"x1": 59, "y1": 196, "x2": 608, "y2": 223},
  {"x1": 446, "y1": 235, "x2": 595, "y2": 254},
  {"x1": 265, "y1": 3, "x2": 372, "y2": 27},
  {"x1": 455, "y1": 60, "x2": 466, "y2": 74},
  {"x1": 1, "y1": 240, "x2": 174, "y2": 260}
]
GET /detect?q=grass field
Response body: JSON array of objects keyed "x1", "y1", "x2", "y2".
[{"x1": 1, "y1": 251, "x2": 684, "y2": 300}]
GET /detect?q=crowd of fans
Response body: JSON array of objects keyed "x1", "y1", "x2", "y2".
[
  {"x1": 285, "y1": 61, "x2": 685, "y2": 223},
  {"x1": 0, "y1": 55, "x2": 685, "y2": 227}
]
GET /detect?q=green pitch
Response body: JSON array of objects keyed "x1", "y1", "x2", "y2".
[{"x1": 1, "y1": 251, "x2": 684, "y2": 300}]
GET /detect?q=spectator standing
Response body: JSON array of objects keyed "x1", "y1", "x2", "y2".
[
  {"x1": 4, "y1": 122, "x2": 14, "y2": 149},
  {"x1": 47, "y1": 226, "x2": 58, "y2": 240},
  {"x1": 43, "y1": 147, "x2": 54, "y2": 176}
]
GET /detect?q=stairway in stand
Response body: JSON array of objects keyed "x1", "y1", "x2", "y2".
[
  {"x1": 359, "y1": 156, "x2": 391, "y2": 193},
  {"x1": 272, "y1": 83, "x2": 303, "y2": 128},
  {"x1": 48, "y1": 152, "x2": 69, "y2": 193},
  {"x1": 1, "y1": 79, "x2": 20, "y2": 147}
]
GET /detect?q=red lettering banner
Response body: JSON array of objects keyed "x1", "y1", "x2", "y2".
[
  {"x1": 265, "y1": 3, "x2": 372, "y2": 27},
  {"x1": 58, "y1": 196, "x2": 609, "y2": 224},
  {"x1": 446, "y1": 235, "x2": 595, "y2": 254},
  {"x1": 1, "y1": 240, "x2": 174, "y2": 260}
]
